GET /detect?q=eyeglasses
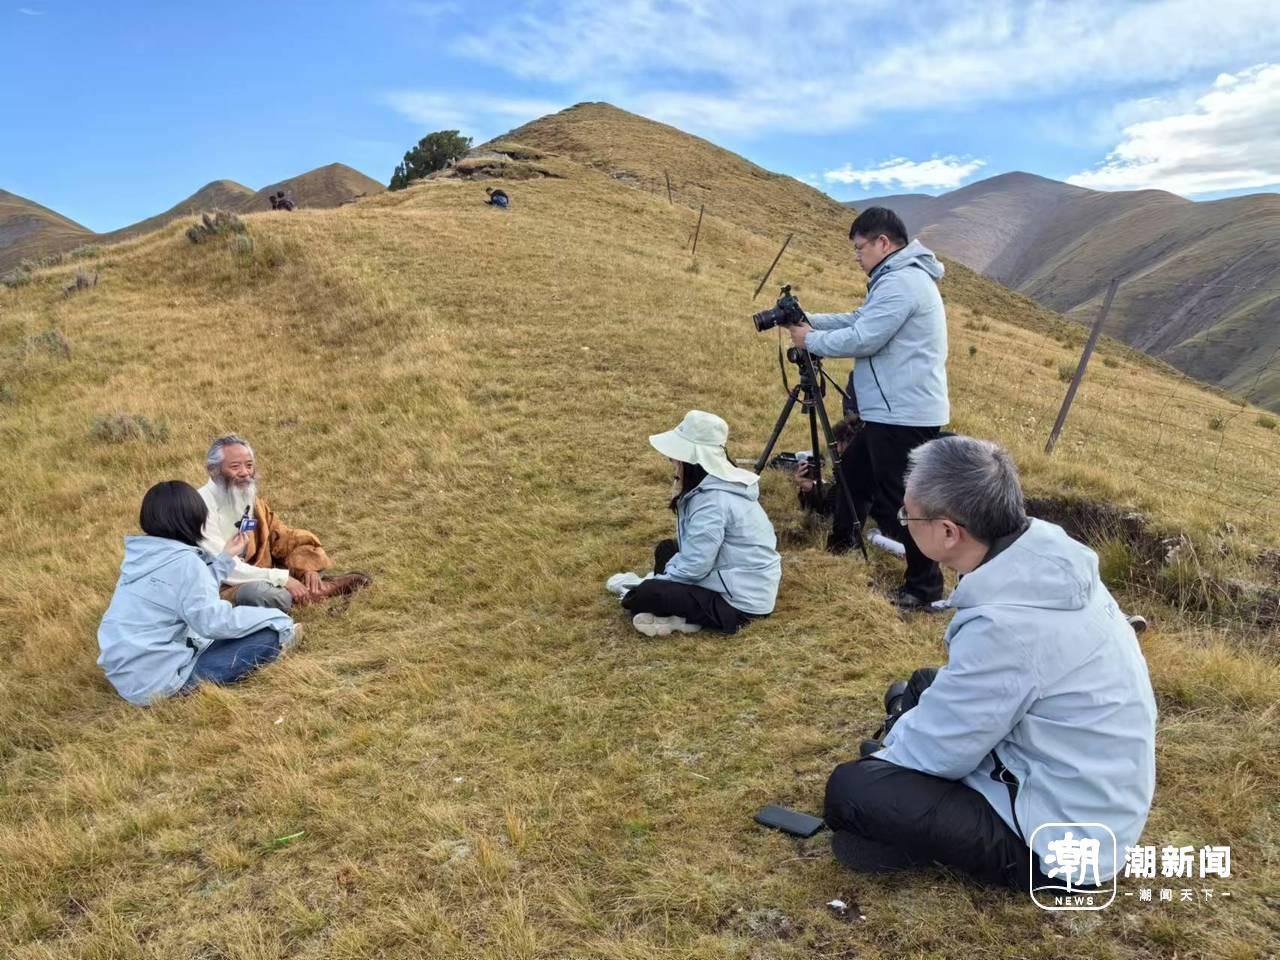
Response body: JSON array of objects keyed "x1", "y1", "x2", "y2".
[
  {"x1": 851, "y1": 232, "x2": 886, "y2": 251},
  {"x1": 897, "y1": 506, "x2": 934, "y2": 525},
  {"x1": 897, "y1": 506, "x2": 966, "y2": 528}
]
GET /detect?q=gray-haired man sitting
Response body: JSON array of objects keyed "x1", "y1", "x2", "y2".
[
  {"x1": 198, "y1": 434, "x2": 371, "y2": 611},
  {"x1": 825, "y1": 435, "x2": 1157, "y2": 888}
]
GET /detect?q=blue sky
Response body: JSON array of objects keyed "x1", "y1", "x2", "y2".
[{"x1": 3, "y1": 0, "x2": 1279, "y2": 232}]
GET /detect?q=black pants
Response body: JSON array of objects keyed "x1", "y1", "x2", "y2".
[
  {"x1": 824, "y1": 668, "x2": 1043, "y2": 889},
  {"x1": 620, "y1": 540, "x2": 754, "y2": 634},
  {"x1": 829, "y1": 453, "x2": 870, "y2": 552},
  {"x1": 844, "y1": 421, "x2": 944, "y2": 599}
]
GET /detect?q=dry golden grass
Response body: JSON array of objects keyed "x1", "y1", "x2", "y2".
[{"x1": 1, "y1": 108, "x2": 1278, "y2": 958}]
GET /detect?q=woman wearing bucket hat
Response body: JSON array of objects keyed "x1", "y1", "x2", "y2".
[{"x1": 619, "y1": 411, "x2": 781, "y2": 637}]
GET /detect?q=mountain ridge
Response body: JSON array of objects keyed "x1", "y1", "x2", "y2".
[
  {"x1": 853, "y1": 173, "x2": 1280, "y2": 408},
  {"x1": 1, "y1": 163, "x2": 384, "y2": 274}
]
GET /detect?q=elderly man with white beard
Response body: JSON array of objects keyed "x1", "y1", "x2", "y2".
[{"x1": 198, "y1": 434, "x2": 371, "y2": 611}]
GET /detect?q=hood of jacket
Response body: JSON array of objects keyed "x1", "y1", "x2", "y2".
[
  {"x1": 681, "y1": 474, "x2": 762, "y2": 503},
  {"x1": 871, "y1": 238, "x2": 945, "y2": 285},
  {"x1": 949, "y1": 518, "x2": 1097, "y2": 613},
  {"x1": 119, "y1": 535, "x2": 207, "y2": 584}
]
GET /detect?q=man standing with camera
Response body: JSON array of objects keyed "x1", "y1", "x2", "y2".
[{"x1": 785, "y1": 207, "x2": 949, "y2": 610}]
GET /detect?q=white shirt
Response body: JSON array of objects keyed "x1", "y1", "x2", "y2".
[{"x1": 197, "y1": 481, "x2": 289, "y2": 587}]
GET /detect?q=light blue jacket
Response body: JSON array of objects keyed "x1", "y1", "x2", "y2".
[
  {"x1": 878, "y1": 519, "x2": 1157, "y2": 880},
  {"x1": 658, "y1": 476, "x2": 782, "y2": 615},
  {"x1": 97, "y1": 536, "x2": 294, "y2": 705},
  {"x1": 804, "y1": 239, "x2": 950, "y2": 427}
]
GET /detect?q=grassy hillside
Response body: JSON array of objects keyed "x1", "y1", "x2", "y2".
[
  {"x1": 239, "y1": 163, "x2": 385, "y2": 214},
  {"x1": 98, "y1": 180, "x2": 256, "y2": 244},
  {"x1": 0, "y1": 188, "x2": 93, "y2": 273},
  {"x1": 2, "y1": 166, "x2": 384, "y2": 275},
  {"x1": 1, "y1": 105, "x2": 1277, "y2": 959}
]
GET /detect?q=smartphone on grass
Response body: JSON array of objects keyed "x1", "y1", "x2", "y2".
[{"x1": 754, "y1": 805, "x2": 825, "y2": 838}]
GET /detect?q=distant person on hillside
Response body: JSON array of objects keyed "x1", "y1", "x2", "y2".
[
  {"x1": 774, "y1": 206, "x2": 950, "y2": 612},
  {"x1": 273, "y1": 190, "x2": 295, "y2": 212},
  {"x1": 198, "y1": 434, "x2": 371, "y2": 612},
  {"x1": 485, "y1": 187, "x2": 510, "y2": 208},
  {"x1": 824, "y1": 436, "x2": 1157, "y2": 889},
  {"x1": 269, "y1": 194, "x2": 279, "y2": 210},
  {"x1": 609, "y1": 411, "x2": 781, "y2": 637},
  {"x1": 97, "y1": 481, "x2": 300, "y2": 705}
]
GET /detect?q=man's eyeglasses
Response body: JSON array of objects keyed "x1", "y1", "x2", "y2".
[
  {"x1": 897, "y1": 506, "x2": 934, "y2": 525},
  {"x1": 851, "y1": 230, "x2": 887, "y2": 248},
  {"x1": 897, "y1": 506, "x2": 965, "y2": 527}
]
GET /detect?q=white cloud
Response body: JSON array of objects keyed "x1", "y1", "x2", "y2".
[
  {"x1": 1067, "y1": 63, "x2": 1280, "y2": 195},
  {"x1": 382, "y1": 91, "x2": 566, "y2": 135},
  {"x1": 825, "y1": 156, "x2": 986, "y2": 191},
  {"x1": 17, "y1": 7, "x2": 44, "y2": 14},
  {"x1": 437, "y1": 0, "x2": 1280, "y2": 137}
]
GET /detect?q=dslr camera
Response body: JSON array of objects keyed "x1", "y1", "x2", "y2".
[{"x1": 751, "y1": 284, "x2": 807, "y2": 332}]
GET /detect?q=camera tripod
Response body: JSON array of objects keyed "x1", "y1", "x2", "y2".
[{"x1": 754, "y1": 344, "x2": 869, "y2": 561}]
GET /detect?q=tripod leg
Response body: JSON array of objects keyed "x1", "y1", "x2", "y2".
[
  {"x1": 804, "y1": 357, "x2": 869, "y2": 562},
  {"x1": 807, "y1": 401, "x2": 824, "y2": 497},
  {"x1": 754, "y1": 387, "x2": 803, "y2": 473}
]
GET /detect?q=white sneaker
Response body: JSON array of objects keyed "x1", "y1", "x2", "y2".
[
  {"x1": 281, "y1": 623, "x2": 305, "y2": 652},
  {"x1": 631, "y1": 613, "x2": 703, "y2": 637},
  {"x1": 606, "y1": 572, "x2": 645, "y2": 597}
]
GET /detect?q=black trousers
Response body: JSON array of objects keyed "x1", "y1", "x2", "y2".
[
  {"x1": 844, "y1": 421, "x2": 944, "y2": 599},
  {"x1": 620, "y1": 539, "x2": 754, "y2": 634},
  {"x1": 824, "y1": 667, "x2": 1043, "y2": 889}
]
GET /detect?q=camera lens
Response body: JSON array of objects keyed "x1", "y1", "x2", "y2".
[{"x1": 752, "y1": 306, "x2": 781, "y2": 332}]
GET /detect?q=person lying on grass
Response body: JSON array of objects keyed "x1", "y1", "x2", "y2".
[
  {"x1": 618, "y1": 410, "x2": 781, "y2": 637},
  {"x1": 199, "y1": 434, "x2": 371, "y2": 612},
  {"x1": 824, "y1": 435, "x2": 1157, "y2": 889},
  {"x1": 97, "y1": 480, "x2": 301, "y2": 705}
]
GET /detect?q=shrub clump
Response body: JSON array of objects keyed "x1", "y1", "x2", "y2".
[
  {"x1": 0, "y1": 267, "x2": 31, "y2": 289},
  {"x1": 187, "y1": 210, "x2": 246, "y2": 244},
  {"x1": 90, "y1": 413, "x2": 170, "y2": 444},
  {"x1": 1208, "y1": 414, "x2": 1228, "y2": 432},
  {"x1": 1057, "y1": 361, "x2": 1076, "y2": 383},
  {"x1": 22, "y1": 329, "x2": 71, "y2": 359},
  {"x1": 62, "y1": 269, "x2": 98, "y2": 297},
  {"x1": 1255, "y1": 414, "x2": 1276, "y2": 430}
]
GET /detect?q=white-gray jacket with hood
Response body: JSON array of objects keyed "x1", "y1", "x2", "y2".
[
  {"x1": 804, "y1": 238, "x2": 950, "y2": 427},
  {"x1": 878, "y1": 519, "x2": 1157, "y2": 880},
  {"x1": 97, "y1": 536, "x2": 293, "y2": 705}
]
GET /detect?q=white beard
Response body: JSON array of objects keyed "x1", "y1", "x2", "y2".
[{"x1": 213, "y1": 476, "x2": 258, "y2": 517}]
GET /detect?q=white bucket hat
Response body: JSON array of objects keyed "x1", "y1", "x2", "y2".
[{"x1": 649, "y1": 410, "x2": 760, "y2": 486}]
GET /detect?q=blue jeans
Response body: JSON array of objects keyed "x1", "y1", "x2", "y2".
[{"x1": 187, "y1": 627, "x2": 284, "y2": 687}]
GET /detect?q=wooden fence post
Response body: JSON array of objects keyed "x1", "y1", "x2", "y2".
[{"x1": 1045, "y1": 276, "x2": 1120, "y2": 454}]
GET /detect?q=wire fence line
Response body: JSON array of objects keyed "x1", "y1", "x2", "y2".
[{"x1": 985, "y1": 268, "x2": 1280, "y2": 527}]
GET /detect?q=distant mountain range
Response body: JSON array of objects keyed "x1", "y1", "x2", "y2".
[
  {"x1": 0, "y1": 163, "x2": 383, "y2": 274},
  {"x1": 855, "y1": 173, "x2": 1280, "y2": 409}
]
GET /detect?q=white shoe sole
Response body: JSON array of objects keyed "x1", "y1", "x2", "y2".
[{"x1": 632, "y1": 613, "x2": 703, "y2": 637}]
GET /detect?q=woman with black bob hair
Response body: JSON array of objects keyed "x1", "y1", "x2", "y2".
[
  {"x1": 97, "y1": 480, "x2": 298, "y2": 705},
  {"x1": 619, "y1": 410, "x2": 782, "y2": 637}
]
